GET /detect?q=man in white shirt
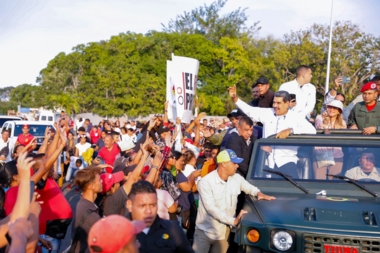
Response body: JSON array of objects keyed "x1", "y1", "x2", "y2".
[
  {"x1": 279, "y1": 65, "x2": 316, "y2": 119},
  {"x1": 228, "y1": 85, "x2": 316, "y2": 178},
  {"x1": 193, "y1": 149, "x2": 275, "y2": 253},
  {"x1": 0, "y1": 129, "x2": 13, "y2": 163}
]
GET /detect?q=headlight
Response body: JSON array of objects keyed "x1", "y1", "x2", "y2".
[
  {"x1": 273, "y1": 231, "x2": 293, "y2": 251},
  {"x1": 247, "y1": 229, "x2": 260, "y2": 243}
]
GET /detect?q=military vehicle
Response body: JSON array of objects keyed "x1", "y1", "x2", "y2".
[{"x1": 236, "y1": 130, "x2": 380, "y2": 253}]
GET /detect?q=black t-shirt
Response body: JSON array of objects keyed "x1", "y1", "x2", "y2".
[
  {"x1": 103, "y1": 187, "x2": 129, "y2": 217},
  {"x1": 96, "y1": 138, "x2": 105, "y2": 150}
]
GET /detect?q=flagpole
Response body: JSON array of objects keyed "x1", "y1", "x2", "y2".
[{"x1": 325, "y1": 0, "x2": 334, "y2": 94}]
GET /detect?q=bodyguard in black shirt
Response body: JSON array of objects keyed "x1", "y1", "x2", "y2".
[
  {"x1": 249, "y1": 76, "x2": 275, "y2": 108},
  {"x1": 127, "y1": 181, "x2": 194, "y2": 253}
]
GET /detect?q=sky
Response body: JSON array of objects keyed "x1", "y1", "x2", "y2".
[{"x1": 0, "y1": 0, "x2": 379, "y2": 88}]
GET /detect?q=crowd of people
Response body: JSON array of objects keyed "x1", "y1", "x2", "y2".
[{"x1": 0, "y1": 65, "x2": 379, "y2": 253}]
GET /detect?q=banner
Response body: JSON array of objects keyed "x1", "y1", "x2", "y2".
[{"x1": 166, "y1": 54, "x2": 199, "y2": 123}]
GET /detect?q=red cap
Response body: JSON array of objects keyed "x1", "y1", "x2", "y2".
[
  {"x1": 360, "y1": 82, "x2": 377, "y2": 92},
  {"x1": 22, "y1": 124, "x2": 30, "y2": 129},
  {"x1": 185, "y1": 138, "x2": 194, "y2": 145},
  {"x1": 100, "y1": 171, "x2": 124, "y2": 194},
  {"x1": 88, "y1": 215, "x2": 146, "y2": 253}
]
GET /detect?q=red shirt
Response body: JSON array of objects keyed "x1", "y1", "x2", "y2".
[
  {"x1": 5, "y1": 179, "x2": 73, "y2": 235},
  {"x1": 98, "y1": 144, "x2": 121, "y2": 173},
  {"x1": 35, "y1": 178, "x2": 73, "y2": 234},
  {"x1": 366, "y1": 102, "x2": 377, "y2": 112},
  {"x1": 90, "y1": 129, "x2": 101, "y2": 145},
  {"x1": 16, "y1": 133, "x2": 34, "y2": 146}
]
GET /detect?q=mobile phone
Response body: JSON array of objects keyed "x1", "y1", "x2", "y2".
[
  {"x1": 30, "y1": 181, "x2": 35, "y2": 201},
  {"x1": 342, "y1": 77, "x2": 350, "y2": 84}
]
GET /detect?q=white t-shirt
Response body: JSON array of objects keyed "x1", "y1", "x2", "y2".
[
  {"x1": 182, "y1": 164, "x2": 196, "y2": 178},
  {"x1": 75, "y1": 142, "x2": 91, "y2": 156},
  {"x1": 156, "y1": 189, "x2": 175, "y2": 220}
]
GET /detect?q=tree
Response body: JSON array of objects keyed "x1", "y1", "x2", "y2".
[
  {"x1": 9, "y1": 84, "x2": 43, "y2": 107},
  {"x1": 0, "y1": 86, "x2": 14, "y2": 102},
  {"x1": 162, "y1": 0, "x2": 260, "y2": 42}
]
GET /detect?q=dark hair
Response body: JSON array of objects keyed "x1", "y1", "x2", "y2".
[
  {"x1": 336, "y1": 92, "x2": 346, "y2": 102},
  {"x1": 78, "y1": 127, "x2": 86, "y2": 132},
  {"x1": 111, "y1": 132, "x2": 120, "y2": 138},
  {"x1": 0, "y1": 160, "x2": 18, "y2": 188},
  {"x1": 127, "y1": 128, "x2": 134, "y2": 132},
  {"x1": 238, "y1": 116, "x2": 254, "y2": 127},
  {"x1": 74, "y1": 168, "x2": 101, "y2": 191},
  {"x1": 361, "y1": 149, "x2": 376, "y2": 157},
  {"x1": 203, "y1": 142, "x2": 213, "y2": 150},
  {"x1": 171, "y1": 150, "x2": 182, "y2": 160},
  {"x1": 183, "y1": 150, "x2": 196, "y2": 164},
  {"x1": 85, "y1": 119, "x2": 90, "y2": 122},
  {"x1": 101, "y1": 129, "x2": 107, "y2": 134},
  {"x1": 129, "y1": 181, "x2": 156, "y2": 199},
  {"x1": 75, "y1": 159, "x2": 83, "y2": 165},
  {"x1": 295, "y1": 65, "x2": 311, "y2": 78},
  {"x1": 211, "y1": 145, "x2": 220, "y2": 151},
  {"x1": 0, "y1": 186, "x2": 6, "y2": 219},
  {"x1": 371, "y1": 75, "x2": 380, "y2": 82},
  {"x1": 274, "y1": 90, "x2": 291, "y2": 103},
  {"x1": 1, "y1": 129, "x2": 9, "y2": 134}
]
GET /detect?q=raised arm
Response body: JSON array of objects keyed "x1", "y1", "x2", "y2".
[{"x1": 122, "y1": 144, "x2": 150, "y2": 195}]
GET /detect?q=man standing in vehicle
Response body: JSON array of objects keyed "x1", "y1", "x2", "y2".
[
  {"x1": 278, "y1": 65, "x2": 316, "y2": 119},
  {"x1": 228, "y1": 85, "x2": 316, "y2": 178},
  {"x1": 348, "y1": 82, "x2": 380, "y2": 135}
]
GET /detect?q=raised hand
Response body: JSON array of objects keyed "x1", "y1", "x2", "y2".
[
  {"x1": 152, "y1": 151, "x2": 163, "y2": 168},
  {"x1": 16, "y1": 152, "x2": 35, "y2": 181},
  {"x1": 228, "y1": 84, "x2": 238, "y2": 103}
]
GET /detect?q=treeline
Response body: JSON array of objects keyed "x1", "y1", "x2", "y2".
[{"x1": 5, "y1": 0, "x2": 380, "y2": 116}]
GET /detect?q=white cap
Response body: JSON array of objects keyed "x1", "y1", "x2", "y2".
[
  {"x1": 119, "y1": 141, "x2": 135, "y2": 152},
  {"x1": 326, "y1": 100, "x2": 343, "y2": 111}
]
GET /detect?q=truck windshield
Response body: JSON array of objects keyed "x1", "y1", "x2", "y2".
[
  {"x1": 250, "y1": 142, "x2": 380, "y2": 184},
  {"x1": 14, "y1": 125, "x2": 52, "y2": 136}
]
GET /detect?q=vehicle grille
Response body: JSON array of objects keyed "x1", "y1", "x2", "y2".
[{"x1": 303, "y1": 233, "x2": 380, "y2": 253}]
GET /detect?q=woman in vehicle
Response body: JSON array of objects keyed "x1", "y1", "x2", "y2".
[{"x1": 313, "y1": 100, "x2": 346, "y2": 179}]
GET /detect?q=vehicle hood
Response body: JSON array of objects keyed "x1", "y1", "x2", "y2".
[{"x1": 244, "y1": 193, "x2": 380, "y2": 232}]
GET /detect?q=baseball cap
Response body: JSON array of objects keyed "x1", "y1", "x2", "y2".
[
  {"x1": 119, "y1": 141, "x2": 135, "y2": 152},
  {"x1": 113, "y1": 164, "x2": 137, "y2": 176},
  {"x1": 227, "y1": 108, "x2": 245, "y2": 118},
  {"x1": 361, "y1": 82, "x2": 377, "y2": 92},
  {"x1": 217, "y1": 149, "x2": 244, "y2": 164},
  {"x1": 157, "y1": 125, "x2": 170, "y2": 135},
  {"x1": 326, "y1": 100, "x2": 343, "y2": 111},
  {"x1": 255, "y1": 76, "x2": 269, "y2": 85},
  {"x1": 100, "y1": 171, "x2": 125, "y2": 194},
  {"x1": 88, "y1": 215, "x2": 146, "y2": 253}
]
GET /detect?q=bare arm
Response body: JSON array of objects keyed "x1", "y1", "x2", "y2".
[
  {"x1": 37, "y1": 127, "x2": 51, "y2": 154},
  {"x1": 163, "y1": 101, "x2": 169, "y2": 125},
  {"x1": 144, "y1": 152, "x2": 163, "y2": 184},
  {"x1": 178, "y1": 170, "x2": 201, "y2": 192},
  {"x1": 122, "y1": 145, "x2": 150, "y2": 195}
]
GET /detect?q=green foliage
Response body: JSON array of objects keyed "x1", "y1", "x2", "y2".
[
  {"x1": 11, "y1": 2, "x2": 379, "y2": 118},
  {"x1": 162, "y1": 0, "x2": 261, "y2": 42}
]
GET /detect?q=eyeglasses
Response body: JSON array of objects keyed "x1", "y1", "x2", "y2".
[
  {"x1": 80, "y1": 134, "x2": 87, "y2": 138},
  {"x1": 362, "y1": 156, "x2": 375, "y2": 163}
]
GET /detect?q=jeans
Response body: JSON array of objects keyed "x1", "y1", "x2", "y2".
[
  {"x1": 65, "y1": 167, "x2": 78, "y2": 182},
  {"x1": 40, "y1": 234, "x2": 61, "y2": 253}
]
